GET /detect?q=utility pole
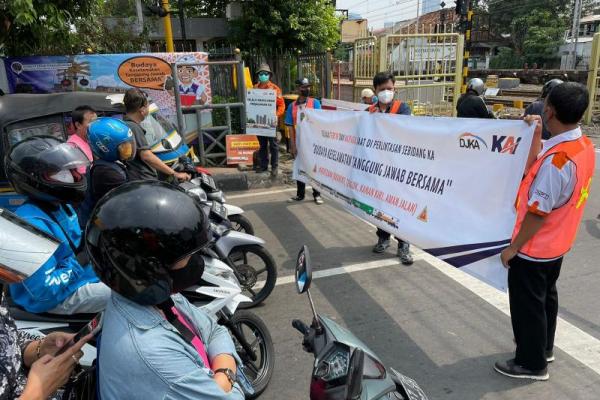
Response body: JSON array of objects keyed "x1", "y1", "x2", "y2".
[
  {"x1": 570, "y1": 0, "x2": 583, "y2": 69},
  {"x1": 161, "y1": 0, "x2": 175, "y2": 52},
  {"x1": 416, "y1": 0, "x2": 421, "y2": 33}
]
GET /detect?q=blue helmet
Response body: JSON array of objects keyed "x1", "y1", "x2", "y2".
[{"x1": 88, "y1": 117, "x2": 136, "y2": 162}]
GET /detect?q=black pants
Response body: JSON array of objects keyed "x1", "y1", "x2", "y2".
[
  {"x1": 258, "y1": 136, "x2": 278, "y2": 170},
  {"x1": 297, "y1": 181, "x2": 320, "y2": 199},
  {"x1": 376, "y1": 228, "x2": 408, "y2": 247},
  {"x1": 508, "y1": 255, "x2": 562, "y2": 371}
]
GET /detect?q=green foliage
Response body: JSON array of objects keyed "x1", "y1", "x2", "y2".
[
  {"x1": 517, "y1": 10, "x2": 564, "y2": 67},
  {"x1": 228, "y1": 0, "x2": 341, "y2": 51},
  {"x1": 181, "y1": 0, "x2": 228, "y2": 18},
  {"x1": 0, "y1": 0, "x2": 149, "y2": 56},
  {"x1": 489, "y1": 47, "x2": 524, "y2": 69}
]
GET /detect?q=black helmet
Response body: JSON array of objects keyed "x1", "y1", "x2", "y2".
[
  {"x1": 542, "y1": 79, "x2": 564, "y2": 99},
  {"x1": 86, "y1": 180, "x2": 210, "y2": 305},
  {"x1": 5, "y1": 136, "x2": 89, "y2": 204}
]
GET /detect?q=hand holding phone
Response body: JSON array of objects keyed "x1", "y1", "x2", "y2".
[{"x1": 55, "y1": 313, "x2": 103, "y2": 355}]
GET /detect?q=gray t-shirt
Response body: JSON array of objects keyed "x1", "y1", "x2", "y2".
[{"x1": 123, "y1": 116, "x2": 158, "y2": 180}]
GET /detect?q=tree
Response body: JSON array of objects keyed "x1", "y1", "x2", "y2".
[
  {"x1": 517, "y1": 10, "x2": 566, "y2": 67},
  {"x1": 182, "y1": 0, "x2": 228, "y2": 18},
  {"x1": 0, "y1": 0, "x2": 149, "y2": 56},
  {"x1": 228, "y1": 0, "x2": 341, "y2": 51}
]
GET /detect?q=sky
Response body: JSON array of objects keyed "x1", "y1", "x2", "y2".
[{"x1": 336, "y1": 0, "x2": 450, "y2": 30}]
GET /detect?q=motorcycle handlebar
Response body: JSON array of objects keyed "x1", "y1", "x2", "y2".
[{"x1": 292, "y1": 319, "x2": 310, "y2": 335}]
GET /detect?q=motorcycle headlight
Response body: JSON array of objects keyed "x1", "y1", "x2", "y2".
[
  {"x1": 187, "y1": 187, "x2": 208, "y2": 202},
  {"x1": 314, "y1": 343, "x2": 350, "y2": 382}
]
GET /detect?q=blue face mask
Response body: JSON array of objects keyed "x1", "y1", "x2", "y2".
[{"x1": 258, "y1": 73, "x2": 270, "y2": 83}]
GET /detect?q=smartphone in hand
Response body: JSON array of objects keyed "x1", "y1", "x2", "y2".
[{"x1": 56, "y1": 313, "x2": 103, "y2": 355}]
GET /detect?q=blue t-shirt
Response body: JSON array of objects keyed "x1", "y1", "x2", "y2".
[{"x1": 285, "y1": 98, "x2": 322, "y2": 126}]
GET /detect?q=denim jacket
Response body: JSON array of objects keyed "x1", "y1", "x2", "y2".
[
  {"x1": 9, "y1": 201, "x2": 99, "y2": 312},
  {"x1": 99, "y1": 293, "x2": 245, "y2": 400}
]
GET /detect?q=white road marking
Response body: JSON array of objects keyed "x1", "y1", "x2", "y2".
[
  {"x1": 274, "y1": 256, "x2": 421, "y2": 286},
  {"x1": 228, "y1": 187, "x2": 299, "y2": 199}
]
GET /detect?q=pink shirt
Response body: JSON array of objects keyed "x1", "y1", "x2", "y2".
[
  {"x1": 67, "y1": 134, "x2": 93, "y2": 174},
  {"x1": 172, "y1": 307, "x2": 211, "y2": 368}
]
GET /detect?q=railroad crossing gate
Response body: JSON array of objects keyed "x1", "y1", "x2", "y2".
[
  {"x1": 585, "y1": 33, "x2": 600, "y2": 124},
  {"x1": 353, "y1": 29, "x2": 464, "y2": 116}
]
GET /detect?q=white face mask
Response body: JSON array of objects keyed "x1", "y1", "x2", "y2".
[
  {"x1": 377, "y1": 90, "x2": 394, "y2": 104},
  {"x1": 49, "y1": 170, "x2": 75, "y2": 184}
]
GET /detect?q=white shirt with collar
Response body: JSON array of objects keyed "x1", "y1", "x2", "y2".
[{"x1": 519, "y1": 127, "x2": 580, "y2": 262}]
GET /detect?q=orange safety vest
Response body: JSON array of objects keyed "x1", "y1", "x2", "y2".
[
  {"x1": 368, "y1": 100, "x2": 402, "y2": 114},
  {"x1": 291, "y1": 97, "x2": 315, "y2": 126},
  {"x1": 512, "y1": 136, "x2": 595, "y2": 259}
]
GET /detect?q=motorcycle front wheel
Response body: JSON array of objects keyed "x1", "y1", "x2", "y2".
[
  {"x1": 229, "y1": 310, "x2": 275, "y2": 398},
  {"x1": 228, "y1": 214, "x2": 255, "y2": 235},
  {"x1": 228, "y1": 245, "x2": 277, "y2": 308}
]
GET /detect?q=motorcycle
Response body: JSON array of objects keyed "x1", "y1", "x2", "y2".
[
  {"x1": 11, "y1": 251, "x2": 275, "y2": 398},
  {"x1": 172, "y1": 155, "x2": 255, "y2": 235},
  {"x1": 292, "y1": 245, "x2": 428, "y2": 400},
  {"x1": 183, "y1": 183, "x2": 278, "y2": 308}
]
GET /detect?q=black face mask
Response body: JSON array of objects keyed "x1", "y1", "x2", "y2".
[
  {"x1": 169, "y1": 253, "x2": 205, "y2": 294},
  {"x1": 299, "y1": 88, "x2": 310, "y2": 97}
]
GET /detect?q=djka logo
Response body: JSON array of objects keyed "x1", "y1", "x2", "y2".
[
  {"x1": 491, "y1": 135, "x2": 522, "y2": 154},
  {"x1": 459, "y1": 133, "x2": 488, "y2": 150}
]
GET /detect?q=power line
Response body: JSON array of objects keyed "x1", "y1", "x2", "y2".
[{"x1": 360, "y1": 0, "x2": 417, "y2": 16}]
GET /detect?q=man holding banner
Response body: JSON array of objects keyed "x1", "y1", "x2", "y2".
[
  {"x1": 368, "y1": 72, "x2": 414, "y2": 265},
  {"x1": 495, "y1": 83, "x2": 595, "y2": 381},
  {"x1": 287, "y1": 78, "x2": 324, "y2": 205}
]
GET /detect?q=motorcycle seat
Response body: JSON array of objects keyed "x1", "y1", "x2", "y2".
[{"x1": 6, "y1": 296, "x2": 96, "y2": 323}]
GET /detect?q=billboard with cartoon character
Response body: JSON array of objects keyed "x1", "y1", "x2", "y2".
[{"x1": 3, "y1": 52, "x2": 212, "y2": 132}]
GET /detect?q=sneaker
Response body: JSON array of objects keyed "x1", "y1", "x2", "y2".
[
  {"x1": 494, "y1": 359, "x2": 549, "y2": 381},
  {"x1": 546, "y1": 350, "x2": 554, "y2": 363},
  {"x1": 314, "y1": 195, "x2": 324, "y2": 205},
  {"x1": 397, "y1": 243, "x2": 414, "y2": 265},
  {"x1": 288, "y1": 196, "x2": 304, "y2": 203},
  {"x1": 372, "y1": 238, "x2": 390, "y2": 253}
]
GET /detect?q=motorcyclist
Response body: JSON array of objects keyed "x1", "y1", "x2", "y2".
[
  {"x1": 523, "y1": 78, "x2": 564, "y2": 140},
  {"x1": 4, "y1": 136, "x2": 111, "y2": 314},
  {"x1": 77, "y1": 117, "x2": 136, "y2": 228},
  {"x1": 0, "y1": 209, "x2": 91, "y2": 400},
  {"x1": 89, "y1": 181, "x2": 245, "y2": 399},
  {"x1": 456, "y1": 78, "x2": 495, "y2": 119}
]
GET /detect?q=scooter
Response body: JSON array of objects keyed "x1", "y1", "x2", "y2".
[
  {"x1": 183, "y1": 184, "x2": 278, "y2": 308},
  {"x1": 292, "y1": 245, "x2": 428, "y2": 400},
  {"x1": 11, "y1": 251, "x2": 275, "y2": 398},
  {"x1": 174, "y1": 157, "x2": 255, "y2": 235}
]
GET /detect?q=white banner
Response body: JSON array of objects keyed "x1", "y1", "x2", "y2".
[
  {"x1": 246, "y1": 88, "x2": 277, "y2": 137},
  {"x1": 409, "y1": 44, "x2": 457, "y2": 61},
  {"x1": 294, "y1": 110, "x2": 535, "y2": 291}
]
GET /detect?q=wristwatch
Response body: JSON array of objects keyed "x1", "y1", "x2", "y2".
[{"x1": 214, "y1": 368, "x2": 236, "y2": 386}]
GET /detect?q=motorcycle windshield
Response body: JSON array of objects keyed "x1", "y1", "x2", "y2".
[
  {"x1": 0, "y1": 208, "x2": 60, "y2": 283},
  {"x1": 141, "y1": 111, "x2": 183, "y2": 152}
]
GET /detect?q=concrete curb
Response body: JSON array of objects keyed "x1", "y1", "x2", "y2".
[{"x1": 212, "y1": 170, "x2": 292, "y2": 192}]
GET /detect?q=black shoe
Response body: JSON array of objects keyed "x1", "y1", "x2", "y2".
[
  {"x1": 397, "y1": 243, "x2": 413, "y2": 265},
  {"x1": 288, "y1": 196, "x2": 304, "y2": 203},
  {"x1": 271, "y1": 167, "x2": 278, "y2": 178},
  {"x1": 494, "y1": 359, "x2": 549, "y2": 381},
  {"x1": 372, "y1": 238, "x2": 390, "y2": 253},
  {"x1": 546, "y1": 350, "x2": 554, "y2": 363}
]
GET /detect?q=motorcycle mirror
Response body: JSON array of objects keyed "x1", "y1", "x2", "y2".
[
  {"x1": 161, "y1": 138, "x2": 173, "y2": 150},
  {"x1": 295, "y1": 245, "x2": 312, "y2": 294},
  {"x1": 346, "y1": 348, "x2": 365, "y2": 400}
]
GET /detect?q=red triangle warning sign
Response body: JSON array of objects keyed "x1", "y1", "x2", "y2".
[{"x1": 417, "y1": 207, "x2": 428, "y2": 222}]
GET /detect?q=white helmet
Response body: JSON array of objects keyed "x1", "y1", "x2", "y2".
[{"x1": 467, "y1": 78, "x2": 485, "y2": 96}]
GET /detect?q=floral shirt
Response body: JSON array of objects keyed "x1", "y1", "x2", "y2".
[{"x1": 0, "y1": 302, "x2": 30, "y2": 399}]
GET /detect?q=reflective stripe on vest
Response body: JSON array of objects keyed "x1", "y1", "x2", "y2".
[
  {"x1": 512, "y1": 136, "x2": 595, "y2": 259},
  {"x1": 368, "y1": 100, "x2": 402, "y2": 114},
  {"x1": 292, "y1": 97, "x2": 315, "y2": 126}
]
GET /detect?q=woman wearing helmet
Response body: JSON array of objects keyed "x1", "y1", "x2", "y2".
[
  {"x1": 89, "y1": 181, "x2": 244, "y2": 400},
  {"x1": 0, "y1": 209, "x2": 91, "y2": 400},
  {"x1": 524, "y1": 79, "x2": 563, "y2": 140},
  {"x1": 4, "y1": 137, "x2": 110, "y2": 315},
  {"x1": 77, "y1": 117, "x2": 136, "y2": 228},
  {"x1": 456, "y1": 78, "x2": 495, "y2": 119}
]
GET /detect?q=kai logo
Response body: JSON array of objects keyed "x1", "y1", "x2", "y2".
[
  {"x1": 459, "y1": 133, "x2": 488, "y2": 150},
  {"x1": 491, "y1": 135, "x2": 522, "y2": 154}
]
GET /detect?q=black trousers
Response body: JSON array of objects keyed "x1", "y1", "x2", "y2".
[
  {"x1": 296, "y1": 181, "x2": 320, "y2": 199},
  {"x1": 508, "y1": 255, "x2": 563, "y2": 371},
  {"x1": 376, "y1": 228, "x2": 408, "y2": 247},
  {"x1": 257, "y1": 136, "x2": 278, "y2": 170}
]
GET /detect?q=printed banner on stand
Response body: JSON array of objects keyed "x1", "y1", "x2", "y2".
[
  {"x1": 246, "y1": 88, "x2": 277, "y2": 137},
  {"x1": 293, "y1": 109, "x2": 535, "y2": 291},
  {"x1": 226, "y1": 134, "x2": 260, "y2": 165}
]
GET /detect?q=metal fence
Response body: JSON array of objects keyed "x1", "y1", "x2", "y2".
[
  {"x1": 352, "y1": 25, "x2": 464, "y2": 116},
  {"x1": 585, "y1": 33, "x2": 600, "y2": 124},
  {"x1": 297, "y1": 51, "x2": 333, "y2": 99}
]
